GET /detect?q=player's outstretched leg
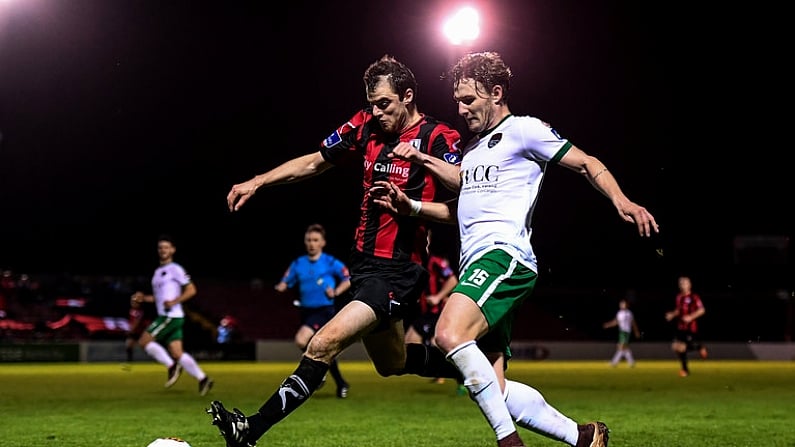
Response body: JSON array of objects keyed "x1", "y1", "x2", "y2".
[{"x1": 207, "y1": 356, "x2": 329, "y2": 446}]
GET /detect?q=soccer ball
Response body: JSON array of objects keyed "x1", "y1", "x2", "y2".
[{"x1": 146, "y1": 438, "x2": 191, "y2": 447}]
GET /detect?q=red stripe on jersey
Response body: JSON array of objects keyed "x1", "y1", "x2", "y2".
[{"x1": 675, "y1": 293, "x2": 704, "y2": 332}]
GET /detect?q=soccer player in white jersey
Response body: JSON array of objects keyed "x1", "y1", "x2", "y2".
[
  {"x1": 603, "y1": 298, "x2": 641, "y2": 367},
  {"x1": 373, "y1": 51, "x2": 659, "y2": 447},
  {"x1": 131, "y1": 234, "x2": 214, "y2": 396}
]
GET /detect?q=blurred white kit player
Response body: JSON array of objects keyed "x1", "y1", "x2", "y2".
[
  {"x1": 132, "y1": 235, "x2": 214, "y2": 395},
  {"x1": 603, "y1": 298, "x2": 641, "y2": 367}
]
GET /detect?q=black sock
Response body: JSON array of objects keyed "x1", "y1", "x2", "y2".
[
  {"x1": 678, "y1": 352, "x2": 689, "y2": 372},
  {"x1": 247, "y1": 356, "x2": 329, "y2": 441},
  {"x1": 401, "y1": 343, "x2": 463, "y2": 380},
  {"x1": 125, "y1": 347, "x2": 133, "y2": 362},
  {"x1": 328, "y1": 358, "x2": 346, "y2": 387}
]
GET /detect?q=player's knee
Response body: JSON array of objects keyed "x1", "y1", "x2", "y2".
[
  {"x1": 305, "y1": 333, "x2": 341, "y2": 362},
  {"x1": 433, "y1": 328, "x2": 465, "y2": 354}
]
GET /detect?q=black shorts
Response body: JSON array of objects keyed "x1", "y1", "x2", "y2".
[
  {"x1": 348, "y1": 251, "x2": 428, "y2": 331},
  {"x1": 673, "y1": 329, "x2": 701, "y2": 350},
  {"x1": 299, "y1": 305, "x2": 336, "y2": 331}
]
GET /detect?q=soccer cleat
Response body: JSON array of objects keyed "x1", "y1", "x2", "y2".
[
  {"x1": 497, "y1": 431, "x2": 525, "y2": 447},
  {"x1": 207, "y1": 400, "x2": 255, "y2": 447},
  {"x1": 199, "y1": 377, "x2": 214, "y2": 396},
  {"x1": 336, "y1": 383, "x2": 349, "y2": 399},
  {"x1": 165, "y1": 363, "x2": 183, "y2": 388},
  {"x1": 699, "y1": 346, "x2": 708, "y2": 359},
  {"x1": 576, "y1": 421, "x2": 609, "y2": 447},
  {"x1": 679, "y1": 369, "x2": 689, "y2": 377}
]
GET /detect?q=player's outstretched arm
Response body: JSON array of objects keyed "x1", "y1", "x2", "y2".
[
  {"x1": 558, "y1": 145, "x2": 659, "y2": 237},
  {"x1": 227, "y1": 152, "x2": 333, "y2": 212}
]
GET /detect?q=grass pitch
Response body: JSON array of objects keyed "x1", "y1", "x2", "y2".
[{"x1": 2, "y1": 360, "x2": 793, "y2": 446}]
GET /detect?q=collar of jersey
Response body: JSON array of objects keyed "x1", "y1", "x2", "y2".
[{"x1": 477, "y1": 114, "x2": 512, "y2": 139}]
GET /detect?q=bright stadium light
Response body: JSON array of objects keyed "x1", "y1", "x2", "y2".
[{"x1": 443, "y1": 6, "x2": 480, "y2": 46}]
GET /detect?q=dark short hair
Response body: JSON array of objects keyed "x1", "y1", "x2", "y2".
[
  {"x1": 363, "y1": 54, "x2": 417, "y2": 101},
  {"x1": 449, "y1": 51, "x2": 512, "y2": 102},
  {"x1": 305, "y1": 224, "x2": 326, "y2": 238},
  {"x1": 157, "y1": 234, "x2": 175, "y2": 246}
]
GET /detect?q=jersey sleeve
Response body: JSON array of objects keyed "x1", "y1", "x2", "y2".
[
  {"x1": 282, "y1": 260, "x2": 299, "y2": 288},
  {"x1": 692, "y1": 294, "x2": 705, "y2": 310},
  {"x1": 517, "y1": 116, "x2": 573, "y2": 163},
  {"x1": 333, "y1": 258, "x2": 351, "y2": 282},
  {"x1": 428, "y1": 123, "x2": 463, "y2": 202},
  {"x1": 428, "y1": 124, "x2": 462, "y2": 165},
  {"x1": 319, "y1": 109, "x2": 371, "y2": 164},
  {"x1": 173, "y1": 264, "x2": 192, "y2": 286}
]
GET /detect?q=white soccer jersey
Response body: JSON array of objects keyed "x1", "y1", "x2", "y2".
[
  {"x1": 151, "y1": 262, "x2": 191, "y2": 318},
  {"x1": 616, "y1": 309, "x2": 635, "y2": 333},
  {"x1": 457, "y1": 115, "x2": 571, "y2": 272}
]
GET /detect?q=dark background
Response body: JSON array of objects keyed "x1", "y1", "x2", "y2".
[{"x1": 0, "y1": 1, "x2": 790, "y2": 294}]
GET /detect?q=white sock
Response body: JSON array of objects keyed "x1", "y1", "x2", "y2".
[
  {"x1": 448, "y1": 341, "x2": 516, "y2": 441},
  {"x1": 177, "y1": 353, "x2": 206, "y2": 381},
  {"x1": 504, "y1": 380, "x2": 579, "y2": 446},
  {"x1": 625, "y1": 350, "x2": 635, "y2": 365},
  {"x1": 144, "y1": 341, "x2": 174, "y2": 367},
  {"x1": 610, "y1": 351, "x2": 621, "y2": 365}
]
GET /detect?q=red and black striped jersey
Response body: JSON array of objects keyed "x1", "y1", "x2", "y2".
[
  {"x1": 320, "y1": 109, "x2": 461, "y2": 265},
  {"x1": 674, "y1": 292, "x2": 704, "y2": 332}
]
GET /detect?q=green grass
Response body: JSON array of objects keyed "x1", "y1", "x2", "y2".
[{"x1": 2, "y1": 360, "x2": 794, "y2": 446}]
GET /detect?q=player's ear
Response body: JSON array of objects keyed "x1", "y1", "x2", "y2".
[
  {"x1": 491, "y1": 86, "x2": 504, "y2": 104},
  {"x1": 403, "y1": 89, "x2": 414, "y2": 105}
]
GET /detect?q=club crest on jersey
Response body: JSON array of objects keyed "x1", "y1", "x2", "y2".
[
  {"x1": 323, "y1": 121, "x2": 355, "y2": 148},
  {"x1": 488, "y1": 133, "x2": 503, "y2": 148},
  {"x1": 409, "y1": 139, "x2": 422, "y2": 150}
]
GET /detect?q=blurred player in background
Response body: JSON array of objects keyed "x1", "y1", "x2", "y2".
[
  {"x1": 274, "y1": 223, "x2": 352, "y2": 398},
  {"x1": 405, "y1": 228, "x2": 461, "y2": 390},
  {"x1": 665, "y1": 275, "x2": 707, "y2": 377},
  {"x1": 216, "y1": 315, "x2": 239, "y2": 345},
  {"x1": 132, "y1": 234, "x2": 214, "y2": 395},
  {"x1": 602, "y1": 296, "x2": 641, "y2": 367}
]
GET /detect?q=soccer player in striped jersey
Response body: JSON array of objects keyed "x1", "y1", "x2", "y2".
[
  {"x1": 208, "y1": 55, "x2": 463, "y2": 447},
  {"x1": 665, "y1": 275, "x2": 707, "y2": 377}
]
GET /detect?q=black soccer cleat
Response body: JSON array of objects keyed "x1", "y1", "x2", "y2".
[
  {"x1": 165, "y1": 363, "x2": 183, "y2": 388},
  {"x1": 199, "y1": 377, "x2": 214, "y2": 396},
  {"x1": 336, "y1": 383, "x2": 349, "y2": 399},
  {"x1": 206, "y1": 400, "x2": 256, "y2": 447}
]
